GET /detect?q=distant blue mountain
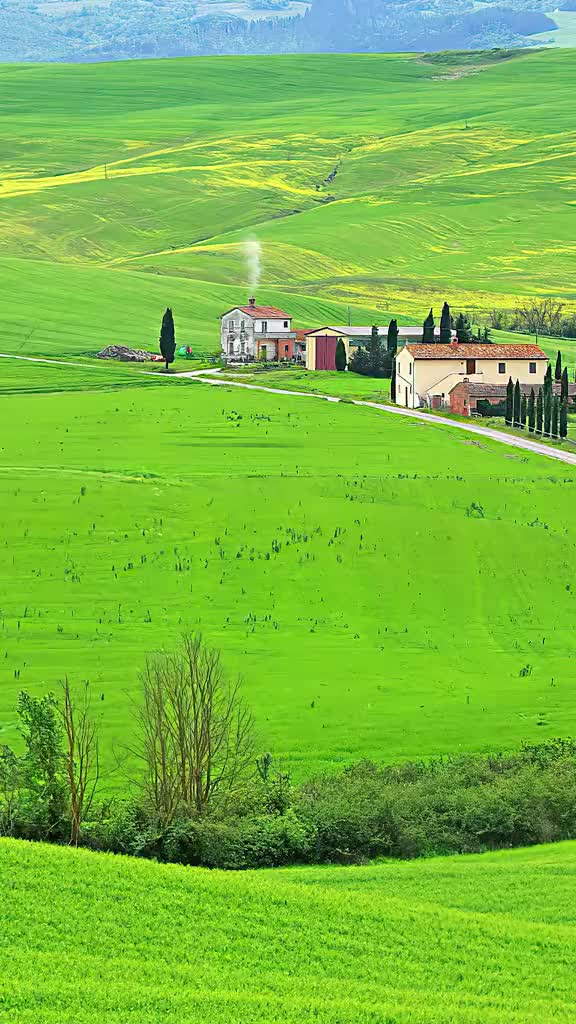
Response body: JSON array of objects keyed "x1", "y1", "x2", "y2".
[{"x1": 0, "y1": 0, "x2": 559, "y2": 61}]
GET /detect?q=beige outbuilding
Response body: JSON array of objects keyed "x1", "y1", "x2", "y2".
[{"x1": 395, "y1": 342, "x2": 548, "y2": 409}]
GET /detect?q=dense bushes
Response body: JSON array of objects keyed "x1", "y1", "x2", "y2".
[
  {"x1": 6, "y1": 737, "x2": 576, "y2": 869},
  {"x1": 296, "y1": 746, "x2": 576, "y2": 861},
  {"x1": 3, "y1": 674, "x2": 575, "y2": 869}
]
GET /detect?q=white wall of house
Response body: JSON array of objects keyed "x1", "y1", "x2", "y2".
[
  {"x1": 220, "y1": 309, "x2": 292, "y2": 359},
  {"x1": 395, "y1": 348, "x2": 547, "y2": 409}
]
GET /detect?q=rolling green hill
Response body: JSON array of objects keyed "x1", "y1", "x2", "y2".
[
  {"x1": 0, "y1": 47, "x2": 575, "y2": 361},
  {"x1": 1, "y1": 49, "x2": 576, "y2": 778},
  {"x1": 1, "y1": 376, "x2": 576, "y2": 776},
  {"x1": 1, "y1": 837, "x2": 575, "y2": 1022}
]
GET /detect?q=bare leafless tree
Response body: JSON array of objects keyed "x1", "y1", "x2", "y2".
[
  {"x1": 486, "y1": 308, "x2": 509, "y2": 331},
  {"x1": 132, "y1": 634, "x2": 254, "y2": 824},
  {"x1": 59, "y1": 679, "x2": 100, "y2": 846},
  {"x1": 513, "y1": 299, "x2": 564, "y2": 337}
]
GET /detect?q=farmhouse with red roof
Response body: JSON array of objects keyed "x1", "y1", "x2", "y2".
[
  {"x1": 395, "y1": 340, "x2": 548, "y2": 409},
  {"x1": 220, "y1": 297, "x2": 305, "y2": 362}
]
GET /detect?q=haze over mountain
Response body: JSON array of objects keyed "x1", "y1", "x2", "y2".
[{"x1": 0, "y1": 0, "x2": 570, "y2": 62}]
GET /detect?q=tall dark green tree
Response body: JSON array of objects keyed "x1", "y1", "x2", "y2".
[
  {"x1": 159, "y1": 307, "x2": 176, "y2": 371},
  {"x1": 386, "y1": 319, "x2": 399, "y2": 356},
  {"x1": 440, "y1": 302, "x2": 451, "y2": 344},
  {"x1": 513, "y1": 379, "x2": 521, "y2": 427},
  {"x1": 561, "y1": 366, "x2": 569, "y2": 402},
  {"x1": 527, "y1": 388, "x2": 535, "y2": 433},
  {"x1": 545, "y1": 364, "x2": 552, "y2": 390},
  {"x1": 555, "y1": 349, "x2": 562, "y2": 381},
  {"x1": 552, "y1": 395, "x2": 559, "y2": 437},
  {"x1": 505, "y1": 377, "x2": 514, "y2": 425},
  {"x1": 455, "y1": 312, "x2": 473, "y2": 343},
  {"x1": 544, "y1": 384, "x2": 552, "y2": 435},
  {"x1": 536, "y1": 387, "x2": 543, "y2": 433},
  {"x1": 369, "y1": 326, "x2": 391, "y2": 377},
  {"x1": 335, "y1": 338, "x2": 347, "y2": 372},
  {"x1": 560, "y1": 398, "x2": 568, "y2": 440},
  {"x1": 520, "y1": 392, "x2": 527, "y2": 428},
  {"x1": 422, "y1": 308, "x2": 435, "y2": 343}
]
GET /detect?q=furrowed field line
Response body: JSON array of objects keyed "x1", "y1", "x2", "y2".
[{"x1": 173, "y1": 371, "x2": 576, "y2": 468}]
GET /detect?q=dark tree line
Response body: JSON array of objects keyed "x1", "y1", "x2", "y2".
[
  {"x1": 349, "y1": 320, "x2": 398, "y2": 379},
  {"x1": 506, "y1": 357, "x2": 569, "y2": 440}
]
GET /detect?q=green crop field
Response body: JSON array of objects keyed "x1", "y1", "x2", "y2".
[
  {"x1": 1, "y1": 836, "x2": 575, "y2": 1022},
  {"x1": 0, "y1": 47, "x2": 575, "y2": 363},
  {"x1": 1, "y1": 47, "x2": 576, "y2": 777},
  {"x1": 1, "y1": 371, "x2": 576, "y2": 779}
]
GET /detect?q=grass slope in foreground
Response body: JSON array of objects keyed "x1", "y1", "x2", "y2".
[
  {"x1": 1, "y1": 837, "x2": 575, "y2": 1022},
  {"x1": 1, "y1": 372, "x2": 576, "y2": 777}
]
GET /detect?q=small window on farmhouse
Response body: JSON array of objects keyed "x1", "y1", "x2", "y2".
[
  {"x1": 498, "y1": 362, "x2": 506, "y2": 374},
  {"x1": 240, "y1": 320, "x2": 245, "y2": 329},
  {"x1": 530, "y1": 362, "x2": 536, "y2": 374},
  {"x1": 261, "y1": 321, "x2": 268, "y2": 332},
  {"x1": 284, "y1": 320, "x2": 289, "y2": 328},
  {"x1": 228, "y1": 320, "x2": 234, "y2": 331},
  {"x1": 466, "y1": 359, "x2": 476, "y2": 374},
  {"x1": 409, "y1": 363, "x2": 412, "y2": 375},
  {"x1": 284, "y1": 344, "x2": 289, "y2": 353}
]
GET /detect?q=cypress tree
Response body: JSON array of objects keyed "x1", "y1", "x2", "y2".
[
  {"x1": 545, "y1": 364, "x2": 552, "y2": 390},
  {"x1": 455, "y1": 312, "x2": 473, "y2": 343},
  {"x1": 527, "y1": 388, "x2": 535, "y2": 433},
  {"x1": 440, "y1": 302, "x2": 451, "y2": 344},
  {"x1": 555, "y1": 350, "x2": 562, "y2": 381},
  {"x1": 512, "y1": 378, "x2": 522, "y2": 425},
  {"x1": 510, "y1": 378, "x2": 520, "y2": 425},
  {"x1": 544, "y1": 384, "x2": 552, "y2": 435},
  {"x1": 520, "y1": 392, "x2": 527, "y2": 428},
  {"x1": 536, "y1": 387, "x2": 543, "y2": 433},
  {"x1": 335, "y1": 338, "x2": 347, "y2": 372},
  {"x1": 561, "y1": 366, "x2": 569, "y2": 402},
  {"x1": 366, "y1": 326, "x2": 388, "y2": 377},
  {"x1": 386, "y1": 319, "x2": 399, "y2": 356},
  {"x1": 560, "y1": 398, "x2": 568, "y2": 440},
  {"x1": 552, "y1": 395, "x2": 559, "y2": 437},
  {"x1": 159, "y1": 307, "x2": 176, "y2": 371},
  {"x1": 422, "y1": 308, "x2": 435, "y2": 343},
  {"x1": 505, "y1": 377, "x2": 514, "y2": 425}
]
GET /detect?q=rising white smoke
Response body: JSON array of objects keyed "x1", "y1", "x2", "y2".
[{"x1": 245, "y1": 237, "x2": 262, "y2": 293}]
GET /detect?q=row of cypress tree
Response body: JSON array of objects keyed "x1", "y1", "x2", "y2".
[
  {"x1": 505, "y1": 365, "x2": 569, "y2": 439},
  {"x1": 424, "y1": 303, "x2": 479, "y2": 344}
]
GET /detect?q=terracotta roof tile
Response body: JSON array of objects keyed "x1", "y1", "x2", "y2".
[
  {"x1": 237, "y1": 306, "x2": 291, "y2": 318},
  {"x1": 405, "y1": 343, "x2": 548, "y2": 360}
]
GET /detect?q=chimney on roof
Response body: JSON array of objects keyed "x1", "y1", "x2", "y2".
[
  {"x1": 249, "y1": 296, "x2": 256, "y2": 308},
  {"x1": 450, "y1": 339, "x2": 459, "y2": 349}
]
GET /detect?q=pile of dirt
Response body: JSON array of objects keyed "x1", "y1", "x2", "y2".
[{"x1": 97, "y1": 345, "x2": 157, "y2": 362}]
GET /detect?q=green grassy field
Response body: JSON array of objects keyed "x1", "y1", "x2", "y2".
[
  {"x1": 1, "y1": 836, "x2": 575, "y2": 1022},
  {"x1": 1, "y1": 370, "x2": 576, "y2": 779},
  {"x1": 1, "y1": 48, "x2": 576, "y2": 779},
  {"x1": 217, "y1": 367, "x2": 392, "y2": 402},
  {"x1": 0, "y1": 47, "x2": 575, "y2": 363}
]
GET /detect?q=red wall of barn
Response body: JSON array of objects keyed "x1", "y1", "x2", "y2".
[{"x1": 315, "y1": 336, "x2": 337, "y2": 370}]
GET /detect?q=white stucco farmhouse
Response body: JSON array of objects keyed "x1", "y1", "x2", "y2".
[
  {"x1": 395, "y1": 341, "x2": 548, "y2": 409},
  {"x1": 220, "y1": 298, "x2": 298, "y2": 361}
]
